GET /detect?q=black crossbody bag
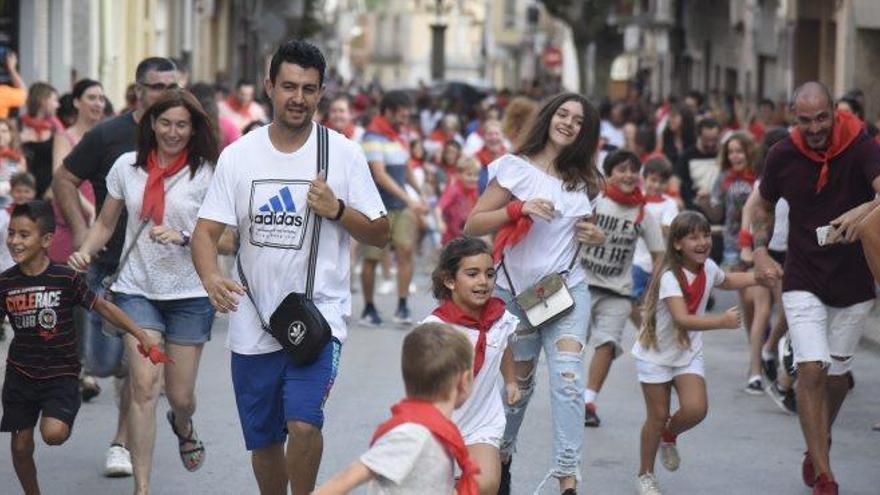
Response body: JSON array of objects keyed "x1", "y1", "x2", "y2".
[{"x1": 236, "y1": 125, "x2": 332, "y2": 366}]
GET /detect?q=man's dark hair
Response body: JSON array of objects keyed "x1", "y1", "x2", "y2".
[
  {"x1": 697, "y1": 117, "x2": 721, "y2": 133},
  {"x1": 269, "y1": 40, "x2": 326, "y2": 85},
  {"x1": 380, "y1": 90, "x2": 413, "y2": 114},
  {"x1": 236, "y1": 79, "x2": 255, "y2": 89},
  {"x1": 12, "y1": 201, "x2": 55, "y2": 234},
  {"x1": 758, "y1": 98, "x2": 775, "y2": 110},
  {"x1": 135, "y1": 57, "x2": 178, "y2": 83}
]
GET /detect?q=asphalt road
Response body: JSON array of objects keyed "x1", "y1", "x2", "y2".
[{"x1": 0, "y1": 268, "x2": 878, "y2": 494}]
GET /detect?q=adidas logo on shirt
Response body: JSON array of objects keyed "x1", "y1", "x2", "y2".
[
  {"x1": 249, "y1": 181, "x2": 310, "y2": 249},
  {"x1": 255, "y1": 186, "x2": 305, "y2": 227}
]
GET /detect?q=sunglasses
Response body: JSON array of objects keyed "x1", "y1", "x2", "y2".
[{"x1": 139, "y1": 82, "x2": 180, "y2": 92}]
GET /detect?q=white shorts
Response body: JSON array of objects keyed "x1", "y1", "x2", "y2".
[
  {"x1": 782, "y1": 291, "x2": 873, "y2": 375},
  {"x1": 588, "y1": 289, "x2": 633, "y2": 359},
  {"x1": 636, "y1": 353, "x2": 705, "y2": 384}
]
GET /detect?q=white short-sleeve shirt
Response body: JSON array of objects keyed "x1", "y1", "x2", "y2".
[
  {"x1": 632, "y1": 259, "x2": 726, "y2": 367},
  {"x1": 421, "y1": 310, "x2": 518, "y2": 446},
  {"x1": 489, "y1": 154, "x2": 593, "y2": 293},
  {"x1": 106, "y1": 152, "x2": 213, "y2": 300},
  {"x1": 198, "y1": 124, "x2": 386, "y2": 354},
  {"x1": 633, "y1": 195, "x2": 679, "y2": 272}
]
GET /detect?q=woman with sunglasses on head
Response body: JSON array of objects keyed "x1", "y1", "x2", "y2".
[
  {"x1": 465, "y1": 93, "x2": 606, "y2": 495},
  {"x1": 68, "y1": 89, "x2": 220, "y2": 494}
]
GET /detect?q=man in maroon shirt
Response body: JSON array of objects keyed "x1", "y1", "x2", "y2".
[{"x1": 752, "y1": 82, "x2": 880, "y2": 495}]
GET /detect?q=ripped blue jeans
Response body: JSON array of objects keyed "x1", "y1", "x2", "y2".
[{"x1": 497, "y1": 282, "x2": 590, "y2": 487}]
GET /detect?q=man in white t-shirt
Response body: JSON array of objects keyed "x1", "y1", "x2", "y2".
[{"x1": 191, "y1": 40, "x2": 389, "y2": 495}]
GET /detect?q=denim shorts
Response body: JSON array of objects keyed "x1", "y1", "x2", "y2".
[
  {"x1": 231, "y1": 339, "x2": 342, "y2": 450},
  {"x1": 112, "y1": 293, "x2": 214, "y2": 346}
]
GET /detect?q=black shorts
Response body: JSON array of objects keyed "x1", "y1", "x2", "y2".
[
  {"x1": 1, "y1": 367, "x2": 81, "y2": 432},
  {"x1": 769, "y1": 249, "x2": 786, "y2": 266}
]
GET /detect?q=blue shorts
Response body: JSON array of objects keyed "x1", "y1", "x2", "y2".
[
  {"x1": 632, "y1": 265, "x2": 652, "y2": 300},
  {"x1": 113, "y1": 293, "x2": 214, "y2": 346},
  {"x1": 231, "y1": 338, "x2": 341, "y2": 451}
]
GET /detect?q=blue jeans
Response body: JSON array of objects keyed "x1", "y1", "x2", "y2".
[
  {"x1": 497, "y1": 282, "x2": 591, "y2": 484},
  {"x1": 79, "y1": 264, "x2": 126, "y2": 377}
]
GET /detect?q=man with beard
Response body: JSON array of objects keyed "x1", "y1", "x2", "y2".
[
  {"x1": 752, "y1": 82, "x2": 880, "y2": 495},
  {"x1": 192, "y1": 40, "x2": 389, "y2": 494}
]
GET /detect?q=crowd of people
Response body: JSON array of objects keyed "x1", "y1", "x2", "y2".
[{"x1": 0, "y1": 38, "x2": 878, "y2": 495}]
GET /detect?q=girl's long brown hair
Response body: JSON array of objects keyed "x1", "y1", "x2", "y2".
[
  {"x1": 516, "y1": 93, "x2": 602, "y2": 197},
  {"x1": 638, "y1": 211, "x2": 712, "y2": 350},
  {"x1": 718, "y1": 131, "x2": 756, "y2": 172}
]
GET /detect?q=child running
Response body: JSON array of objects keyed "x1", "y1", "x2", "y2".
[
  {"x1": 438, "y1": 159, "x2": 481, "y2": 245},
  {"x1": 314, "y1": 322, "x2": 478, "y2": 494},
  {"x1": 707, "y1": 132, "x2": 762, "y2": 393},
  {"x1": 1, "y1": 201, "x2": 162, "y2": 495},
  {"x1": 631, "y1": 157, "x2": 679, "y2": 304},
  {"x1": 633, "y1": 211, "x2": 758, "y2": 495},
  {"x1": 581, "y1": 150, "x2": 665, "y2": 427},
  {"x1": 422, "y1": 237, "x2": 519, "y2": 494}
]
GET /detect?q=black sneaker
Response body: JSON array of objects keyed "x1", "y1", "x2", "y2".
[
  {"x1": 779, "y1": 335, "x2": 796, "y2": 378},
  {"x1": 360, "y1": 305, "x2": 383, "y2": 327},
  {"x1": 766, "y1": 382, "x2": 796, "y2": 415},
  {"x1": 393, "y1": 305, "x2": 412, "y2": 325},
  {"x1": 584, "y1": 402, "x2": 601, "y2": 427},
  {"x1": 562, "y1": 490, "x2": 577, "y2": 495},
  {"x1": 81, "y1": 376, "x2": 102, "y2": 402},
  {"x1": 745, "y1": 376, "x2": 764, "y2": 395},
  {"x1": 761, "y1": 352, "x2": 778, "y2": 383},
  {"x1": 498, "y1": 457, "x2": 512, "y2": 495}
]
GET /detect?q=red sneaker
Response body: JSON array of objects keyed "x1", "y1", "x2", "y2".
[
  {"x1": 813, "y1": 474, "x2": 838, "y2": 495},
  {"x1": 802, "y1": 451, "x2": 815, "y2": 487}
]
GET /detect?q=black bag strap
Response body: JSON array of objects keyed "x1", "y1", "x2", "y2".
[
  {"x1": 236, "y1": 124, "x2": 330, "y2": 328},
  {"x1": 498, "y1": 241, "x2": 582, "y2": 297}
]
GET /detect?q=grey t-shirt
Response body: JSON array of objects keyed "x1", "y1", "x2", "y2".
[
  {"x1": 582, "y1": 195, "x2": 664, "y2": 297},
  {"x1": 361, "y1": 423, "x2": 455, "y2": 495}
]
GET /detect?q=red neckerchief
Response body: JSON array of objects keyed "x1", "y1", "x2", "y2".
[
  {"x1": 371, "y1": 399, "x2": 480, "y2": 495},
  {"x1": 430, "y1": 129, "x2": 450, "y2": 143},
  {"x1": 432, "y1": 297, "x2": 506, "y2": 375},
  {"x1": 407, "y1": 157, "x2": 425, "y2": 169},
  {"x1": 367, "y1": 115, "x2": 408, "y2": 148},
  {"x1": 493, "y1": 200, "x2": 533, "y2": 263},
  {"x1": 674, "y1": 265, "x2": 707, "y2": 315},
  {"x1": 605, "y1": 183, "x2": 646, "y2": 223},
  {"x1": 790, "y1": 109, "x2": 864, "y2": 193},
  {"x1": 20, "y1": 114, "x2": 55, "y2": 133},
  {"x1": 327, "y1": 121, "x2": 356, "y2": 140},
  {"x1": 141, "y1": 150, "x2": 189, "y2": 225},
  {"x1": 721, "y1": 169, "x2": 756, "y2": 192},
  {"x1": 224, "y1": 95, "x2": 252, "y2": 118},
  {"x1": 644, "y1": 193, "x2": 666, "y2": 204},
  {"x1": 0, "y1": 147, "x2": 22, "y2": 162},
  {"x1": 476, "y1": 144, "x2": 506, "y2": 167}
]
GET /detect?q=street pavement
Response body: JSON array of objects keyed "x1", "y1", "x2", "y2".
[{"x1": 1, "y1": 265, "x2": 879, "y2": 494}]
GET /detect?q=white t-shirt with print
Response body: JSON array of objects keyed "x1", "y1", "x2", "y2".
[
  {"x1": 632, "y1": 259, "x2": 726, "y2": 367},
  {"x1": 633, "y1": 195, "x2": 679, "y2": 272},
  {"x1": 489, "y1": 154, "x2": 593, "y2": 293},
  {"x1": 198, "y1": 124, "x2": 386, "y2": 354},
  {"x1": 421, "y1": 310, "x2": 518, "y2": 446},
  {"x1": 582, "y1": 194, "x2": 664, "y2": 296},
  {"x1": 106, "y1": 152, "x2": 212, "y2": 300},
  {"x1": 361, "y1": 423, "x2": 455, "y2": 495}
]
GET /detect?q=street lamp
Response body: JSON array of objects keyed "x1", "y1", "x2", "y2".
[{"x1": 430, "y1": 0, "x2": 446, "y2": 82}]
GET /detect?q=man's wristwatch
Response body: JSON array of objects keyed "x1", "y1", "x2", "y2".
[
  {"x1": 180, "y1": 230, "x2": 192, "y2": 247},
  {"x1": 332, "y1": 199, "x2": 346, "y2": 221}
]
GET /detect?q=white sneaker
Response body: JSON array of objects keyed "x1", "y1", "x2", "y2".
[
  {"x1": 660, "y1": 441, "x2": 680, "y2": 471},
  {"x1": 636, "y1": 473, "x2": 663, "y2": 495},
  {"x1": 104, "y1": 444, "x2": 133, "y2": 477}
]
